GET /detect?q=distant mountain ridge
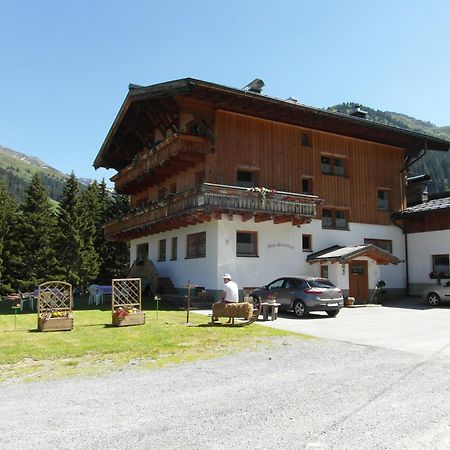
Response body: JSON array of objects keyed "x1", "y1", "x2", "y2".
[
  {"x1": 0, "y1": 145, "x2": 92, "y2": 202},
  {"x1": 328, "y1": 103, "x2": 450, "y2": 191}
]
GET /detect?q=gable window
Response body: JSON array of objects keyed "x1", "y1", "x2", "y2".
[
  {"x1": 377, "y1": 190, "x2": 389, "y2": 210},
  {"x1": 186, "y1": 232, "x2": 206, "y2": 259},
  {"x1": 321, "y1": 156, "x2": 345, "y2": 176},
  {"x1": 302, "y1": 177, "x2": 313, "y2": 195},
  {"x1": 364, "y1": 238, "x2": 393, "y2": 254},
  {"x1": 322, "y1": 208, "x2": 348, "y2": 230},
  {"x1": 171, "y1": 237, "x2": 178, "y2": 261},
  {"x1": 236, "y1": 170, "x2": 257, "y2": 188},
  {"x1": 302, "y1": 234, "x2": 312, "y2": 252},
  {"x1": 236, "y1": 231, "x2": 258, "y2": 257},
  {"x1": 432, "y1": 254, "x2": 449, "y2": 274},
  {"x1": 158, "y1": 239, "x2": 166, "y2": 261},
  {"x1": 301, "y1": 132, "x2": 312, "y2": 147}
]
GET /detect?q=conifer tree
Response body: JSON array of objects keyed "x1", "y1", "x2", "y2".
[
  {"x1": 0, "y1": 180, "x2": 26, "y2": 293},
  {"x1": 55, "y1": 173, "x2": 83, "y2": 286},
  {"x1": 78, "y1": 182, "x2": 100, "y2": 288},
  {"x1": 19, "y1": 173, "x2": 59, "y2": 288}
]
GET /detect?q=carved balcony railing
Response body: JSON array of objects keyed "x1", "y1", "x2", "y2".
[
  {"x1": 112, "y1": 133, "x2": 210, "y2": 194},
  {"x1": 104, "y1": 183, "x2": 322, "y2": 240}
]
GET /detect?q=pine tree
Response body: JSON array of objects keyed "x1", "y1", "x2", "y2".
[
  {"x1": 19, "y1": 173, "x2": 59, "y2": 289},
  {"x1": 100, "y1": 190, "x2": 130, "y2": 280},
  {"x1": 55, "y1": 173, "x2": 83, "y2": 286},
  {"x1": 77, "y1": 182, "x2": 100, "y2": 288},
  {"x1": 0, "y1": 180, "x2": 26, "y2": 294}
]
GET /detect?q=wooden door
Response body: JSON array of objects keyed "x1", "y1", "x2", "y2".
[{"x1": 349, "y1": 260, "x2": 369, "y2": 301}]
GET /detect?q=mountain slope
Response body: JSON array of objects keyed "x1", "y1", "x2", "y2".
[
  {"x1": 0, "y1": 145, "x2": 89, "y2": 202},
  {"x1": 327, "y1": 103, "x2": 450, "y2": 191}
]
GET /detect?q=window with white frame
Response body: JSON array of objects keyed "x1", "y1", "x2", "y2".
[{"x1": 236, "y1": 231, "x2": 258, "y2": 257}]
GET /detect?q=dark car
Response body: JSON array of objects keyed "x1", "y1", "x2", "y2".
[{"x1": 250, "y1": 276, "x2": 344, "y2": 318}]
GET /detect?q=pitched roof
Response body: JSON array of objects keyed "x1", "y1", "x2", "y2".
[
  {"x1": 393, "y1": 195, "x2": 450, "y2": 217},
  {"x1": 306, "y1": 244, "x2": 400, "y2": 265},
  {"x1": 94, "y1": 78, "x2": 450, "y2": 170}
]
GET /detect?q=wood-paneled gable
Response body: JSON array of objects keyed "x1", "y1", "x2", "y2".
[
  {"x1": 401, "y1": 210, "x2": 450, "y2": 233},
  {"x1": 210, "y1": 110, "x2": 405, "y2": 225}
]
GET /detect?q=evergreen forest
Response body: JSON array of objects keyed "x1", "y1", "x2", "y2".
[{"x1": 0, "y1": 173, "x2": 130, "y2": 295}]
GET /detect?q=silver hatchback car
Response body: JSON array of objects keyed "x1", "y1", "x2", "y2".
[
  {"x1": 423, "y1": 281, "x2": 450, "y2": 306},
  {"x1": 250, "y1": 276, "x2": 344, "y2": 318}
]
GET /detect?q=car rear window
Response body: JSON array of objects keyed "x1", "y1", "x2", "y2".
[{"x1": 308, "y1": 278, "x2": 336, "y2": 289}]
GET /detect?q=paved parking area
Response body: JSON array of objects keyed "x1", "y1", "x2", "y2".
[{"x1": 199, "y1": 297, "x2": 450, "y2": 358}]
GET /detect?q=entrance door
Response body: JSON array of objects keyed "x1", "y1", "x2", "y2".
[{"x1": 349, "y1": 260, "x2": 369, "y2": 301}]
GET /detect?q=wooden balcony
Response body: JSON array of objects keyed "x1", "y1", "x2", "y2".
[
  {"x1": 104, "y1": 183, "x2": 322, "y2": 241},
  {"x1": 112, "y1": 133, "x2": 211, "y2": 194}
]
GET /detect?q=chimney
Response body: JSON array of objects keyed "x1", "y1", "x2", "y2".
[
  {"x1": 243, "y1": 78, "x2": 265, "y2": 94},
  {"x1": 350, "y1": 105, "x2": 368, "y2": 119},
  {"x1": 286, "y1": 97, "x2": 298, "y2": 104}
]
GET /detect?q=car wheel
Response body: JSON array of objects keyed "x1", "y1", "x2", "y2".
[
  {"x1": 293, "y1": 300, "x2": 308, "y2": 318},
  {"x1": 326, "y1": 310, "x2": 339, "y2": 317},
  {"x1": 427, "y1": 292, "x2": 441, "y2": 307},
  {"x1": 252, "y1": 296, "x2": 260, "y2": 310}
]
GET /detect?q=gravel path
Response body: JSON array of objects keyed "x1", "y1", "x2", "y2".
[{"x1": 1, "y1": 336, "x2": 450, "y2": 449}]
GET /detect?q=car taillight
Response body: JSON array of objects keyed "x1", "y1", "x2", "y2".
[{"x1": 304, "y1": 288, "x2": 322, "y2": 294}]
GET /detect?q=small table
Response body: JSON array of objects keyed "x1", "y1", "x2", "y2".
[{"x1": 261, "y1": 302, "x2": 281, "y2": 321}]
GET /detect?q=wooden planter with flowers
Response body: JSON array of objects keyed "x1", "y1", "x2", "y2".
[
  {"x1": 37, "y1": 281, "x2": 73, "y2": 332},
  {"x1": 112, "y1": 278, "x2": 145, "y2": 327}
]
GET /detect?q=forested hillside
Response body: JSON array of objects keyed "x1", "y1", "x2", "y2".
[
  {"x1": 0, "y1": 145, "x2": 90, "y2": 202},
  {"x1": 328, "y1": 103, "x2": 450, "y2": 191}
]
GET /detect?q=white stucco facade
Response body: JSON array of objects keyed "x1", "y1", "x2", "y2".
[
  {"x1": 406, "y1": 230, "x2": 450, "y2": 295},
  {"x1": 130, "y1": 214, "x2": 406, "y2": 297}
]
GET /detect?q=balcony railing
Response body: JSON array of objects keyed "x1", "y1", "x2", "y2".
[
  {"x1": 104, "y1": 183, "x2": 322, "y2": 239},
  {"x1": 112, "y1": 133, "x2": 210, "y2": 193}
]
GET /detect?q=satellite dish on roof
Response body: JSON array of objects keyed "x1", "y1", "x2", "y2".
[{"x1": 242, "y1": 78, "x2": 265, "y2": 94}]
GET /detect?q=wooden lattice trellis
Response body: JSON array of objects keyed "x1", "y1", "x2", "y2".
[
  {"x1": 37, "y1": 281, "x2": 73, "y2": 331},
  {"x1": 112, "y1": 278, "x2": 145, "y2": 326}
]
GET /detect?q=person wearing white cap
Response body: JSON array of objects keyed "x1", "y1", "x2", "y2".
[
  {"x1": 212, "y1": 273, "x2": 239, "y2": 323},
  {"x1": 220, "y1": 274, "x2": 239, "y2": 303}
]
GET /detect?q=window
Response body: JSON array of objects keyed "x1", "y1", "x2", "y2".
[
  {"x1": 432, "y1": 255, "x2": 449, "y2": 274},
  {"x1": 267, "y1": 279, "x2": 286, "y2": 290},
  {"x1": 301, "y1": 132, "x2": 312, "y2": 147},
  {"x1": 158, "y1": 239, "x2": 166, "y2": 261},
  {"x1": 321, "y1": 156, "x2": 345, "y2": 176},
  {"x1": 302, "y1": 234, "x2": 312, "y2": 252},
  {"x1": 171, "y1": 237, "x2": 178, "y2": 261},
  {"x1": 136, "y1": 243, "x2": 148, "y2": 263},
  {"x1": 236, "y1": 231, "x2": 258, "y2": 257},
  {"x1": 322, "y1": 208, "x2": 348, "y2": 230},
  {"x1": 302, "y1": 177, "x2": 313, "y2": 194},
  {"x1": 236, "y1": 170, "x2": 257, "y2": 188},
  {"x1": 186, "y1": 232, "x2": 206, "y2": 259},
  {"x1": 320, "y1": 265, "x2": 329, "y2": 279},
  {"x1": 377, "y1": 190, "x2": 389, "y2": 210},
  {"x1": 364, "y1": 238, "x2": 393, "y2": 254}
]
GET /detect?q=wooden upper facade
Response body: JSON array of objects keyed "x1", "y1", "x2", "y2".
[{"x1": 94, "y1": 78, "x2": 450, "y2": 241}]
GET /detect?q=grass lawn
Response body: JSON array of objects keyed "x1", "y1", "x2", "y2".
[{"x1": 0, "y1": 296, "x2": 307, "y2": 382}]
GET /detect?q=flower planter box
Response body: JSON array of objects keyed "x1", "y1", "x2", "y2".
[
  {"x1": 344, "y1": 297, "x2": 355, "y2": 307},
  {"x1": 38, "y1": 315, "x2": 73, "y2": 332},
  {"x1": 112, "y1": 311, "x2": 145, "y2": 327}
]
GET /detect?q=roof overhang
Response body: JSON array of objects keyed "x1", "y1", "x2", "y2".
[
  {"x1": 94, "y1": 78, "x2": 450, "y2": 171},
  {"x1": 306, "y1": 244, "x2": 401, "y2": 265}
]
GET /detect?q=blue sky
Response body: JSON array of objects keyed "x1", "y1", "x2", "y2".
[{"x1": 1, "y1": 0, "x2": 449, "y2": 182}]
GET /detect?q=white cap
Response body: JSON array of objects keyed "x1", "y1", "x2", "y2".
[{"x1": 222, "y1": 273, "x2": 232, "y2": 279}]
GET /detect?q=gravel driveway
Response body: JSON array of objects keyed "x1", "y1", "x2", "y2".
[{"x1": 1, "y1": 298, "x2": 450, "y2": 449}]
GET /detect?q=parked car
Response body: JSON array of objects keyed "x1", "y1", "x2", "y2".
[
  {"x1": 249, "y1": 276, "x2": 344, "y2": 318},
  {"x1": 423, "y1": 281, "x2": 450, "y2": 306}
]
